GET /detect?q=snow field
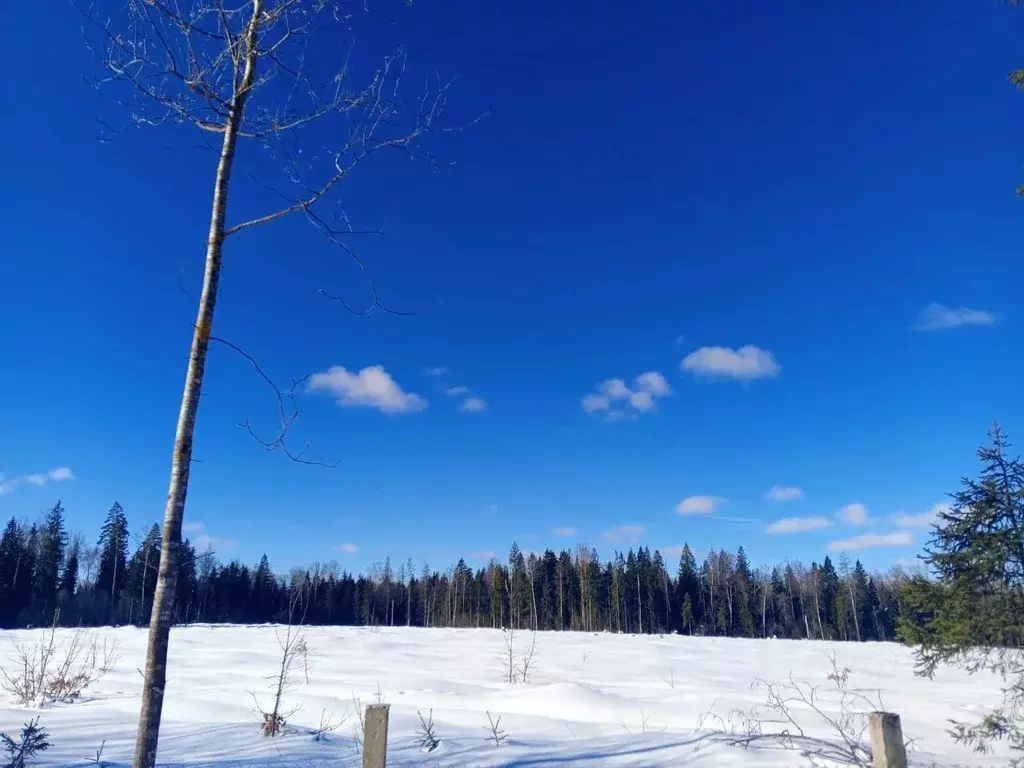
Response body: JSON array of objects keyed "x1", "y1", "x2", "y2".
[{"x1": 0, "y1": 625, "x2": 1010, "y2": 767}]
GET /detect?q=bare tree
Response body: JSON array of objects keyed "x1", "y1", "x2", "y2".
[
  {"x1": 251, "y1": 587, "x2": 308, "y2": 736},
  {"x1": 78, "y1": 1, "x2": 469, "y2": 765},
  {"x1": 484, "y1": 711, "x2": 508, "y2": 747}
]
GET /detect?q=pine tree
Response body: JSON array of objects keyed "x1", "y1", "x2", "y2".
[
  {"x1": 33, "y1": 501, "x2": 67, "y2": 623},
  {"x1": 902, "y1": 424, "x2": 1024, "y2": 760},
  {"x1": 0, "y1": 520, "x2": 26, "y2": 626},
  {"x1": 852, "y1": 560, "x2": 872, "y2": 641},
  {"x1": 676, "y1": 545, "x2": 700, "y2": 633},
  {"x1": 733, "y1": 546, "x2": 755, "y2": 637},
  {"x1": 97, "y1": 503, "x2": 129, "y2": 623}
]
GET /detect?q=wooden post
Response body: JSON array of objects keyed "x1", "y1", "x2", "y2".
[
  {"x1": 362, "y1": 704, "x2": 390, "y2": 768},
  {"x1": 869, "y1": 711, "x2": 907, "y2": 768}
]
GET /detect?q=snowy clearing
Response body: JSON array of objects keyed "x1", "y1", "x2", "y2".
[{"x1": 0, "y1": 625, "x2": 1009, "y2": 767}]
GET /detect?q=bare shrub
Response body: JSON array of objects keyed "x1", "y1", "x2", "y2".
[
  {"x1": 311, "y1": 709, "x2": 348, "y2": 744},
  {"x1": 251, "y1": 618, "x2": 307, "y2": 736},
  {"x1": 500, "y1": 628, "x2": 538, "y2": 684},
  {"x1": 416, "y1": 709, "x2": 440, "y2": 752},
  {"x1": 0, "y1": 620, "x2": 107, "y2": 707},
  {"x1": 484, "y1": 711, "x2": 508, "y2": 747},
  {"x1": 519, "y1": 632, "x2": 538, "y2": 684},
  {"x1": 86, "y1": 740, "x2": 108, "y2": 767},
  {"x1": 696, "y1": 652, "x2": 905, "y2": 766},
  {"x1": 350, "y1": 695, "x2": 366, "y2": 753},
  {"x1": 622, "y1": 711, "x2": 661, "y2": 734},
  {"x1": 98, "y1": 639, "x2": 120, "y2": 675}
]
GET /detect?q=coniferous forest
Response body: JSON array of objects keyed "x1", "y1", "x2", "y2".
[{"x1": 0, "y1": 498, "x2": 913, "y2": 642}]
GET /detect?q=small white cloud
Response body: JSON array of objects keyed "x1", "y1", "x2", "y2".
[
  {"x1": 445, "y1": 385, "x2": 469, "y2": 397},
  {"x1": 461, "y1": 397, "x2": 487, "y2": 412},
  {"x1": 195, "y1": 534, "x2": 236, "y2": 552},
  {"x1": 827, "y1": 532, "x2": 914, "y2": 552},
  {"x1": 914, "y1": 303, "x2": 996, "y2": 331},
  {"x1": 582, "y1": 394, "x2": 610, "y2": 412},
  {"x1": 675, "y1": 496, "x2": 724, "y2": 515},
  {"x1": 660, "y1": 545, "x2": 687, "y2": 557},
  {"x1": 890, "y1": 503, "x2": 949, "y2": 529},
  {"x1": 602, "y1": 525, "x2": 645, "y2": 543},
  {"x1": 765, "y1": 516, "x2": 832, "y2": 534},
  {"x1": 766, "y1": 486, "x2": 803, "y2": 502},
  {"x1": 309, "y1": 365, "x2": 427, "y2": 414},
  {"x1": 837, "y1": 503, "x2": 870, "y2": 526},
  {"x1": 468, "y1": 550, "x2": 497, "y2": 560},
  {"x1": 0, "y1": 466, "x2": 76, "y2": 495},
  {"x1": 582, "y1": 371, "x2": 672, "y2": 417},
  {"x1": 681, "y1": 345, "x2": 780, "y2": 380},
  {"x1": 601, "y1": 379, "x2": 631, "y2": 399},
  {"x1": 336, "y1": 542, "x2": 360, "y2": 553},
  {"x1": 552, "y1": 526, "x2": 578, "y2": 537},
  {"x1": 183, "y1": 521, "x2": 206, "y2": 534},
  {"x1": 424, "y1": 366, "x2": 448, "y2": 377},
  {"x1": 629, "y1": 391, "x2": 656, "y2": 411},
  {"x1": 634, "y1": 372, "x2": 672, "y2": 397}
]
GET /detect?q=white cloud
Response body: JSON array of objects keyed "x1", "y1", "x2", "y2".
[
  {"x1": 424, "y1": 366, "x2": 448, "y2": 377},
  {"x1": 681, "y1": 345, "x2": 780, "y2": 380},
  {"x1": 183, "y1": 521, "x2": 206, "y2": 534},
  {"x1": 675, "y1": 496, "x2": 724, "y2": 515},
  {"x1": 468, "y1": 550, "x2": 497, "y2": 560},
  {"x1": 602, "y1": 379, "x2": 631, "y2": 399},
  {"x1": 837, "y1": 503, "x2": 870, "y2": 526},
  {"x1": 308, "y1": 365, "x2": 427, "y2": 414},
  {"x1": 461, "y1": 397, "x2": 488, "y2": 412},
  {"x1": 766, "y1": 486, "x2": 803, "y2": 502},
  {"x1": 0, "y1": 466, "x2": 76, "y2": 495},
  {"x1": 765, "y1": 516, "x2": 832, "y2": 534},
  {"x1": 445, "y1": 385, "x2": 469, "y2": 397},
  {"x1": 827, "y1": 532, "x2": 914, "y2": 552},
  {"x1": 914, "y1": 303, "x2": 996, "y2": 331},
  {"x1": 552, "y1": 526, "x2": 578, "y2": 537},
  {"x1": 195, "y1": 534, "x2": 236, "y2": 552},
  {"x1": 602, "y1": 525, "x2": 645, "y2": 543},
  {"x1": 582, "y1": 371, "x2": 672, "y2": 418},
  {"x1": 634, "y1": 372, "x2": 672, "y2": 397},
  {"x1": 890, "y1": 503, "x2": 949, "y2": 529},
  {"x1": 336, "y1": 542, "x2": 359, "y2": 553}
]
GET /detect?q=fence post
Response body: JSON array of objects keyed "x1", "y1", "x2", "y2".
[
  {"x1": 869, "y1": 711, "x2": 907, "y2": 768},
  {"x1": 362, "y1": 704, "x2": 390, "y2": 768}
]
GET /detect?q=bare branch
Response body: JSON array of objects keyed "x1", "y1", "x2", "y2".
[{"x1": 208, "y1": 334, "x2": 339, "y2": 468}]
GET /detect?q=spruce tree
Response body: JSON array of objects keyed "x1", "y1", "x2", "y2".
[
  {"x1": 97, "y1": 502, "x2": 129, "y2": 622},
  {"x1": 0, "y1": 519, "x2": 25, "y2": 626},
  {"x1": 902, "y1": 424, "x2": 1024, "y2": 760},
  {"x1": 33, "y1": 501, "x2": 67, "y2": 623}
]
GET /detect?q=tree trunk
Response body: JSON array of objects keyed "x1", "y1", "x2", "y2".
[{"x1": 132, "y1": 5, "x2": 262, "y2": 766}]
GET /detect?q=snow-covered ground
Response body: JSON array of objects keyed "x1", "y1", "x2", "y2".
[{"x1": 0, "y1": 625, "x2": 1009, "y2": 767}]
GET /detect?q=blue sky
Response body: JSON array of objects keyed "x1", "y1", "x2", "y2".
[{"x1": 1, "y1": 1, "x2": 1022, "y2": 574}]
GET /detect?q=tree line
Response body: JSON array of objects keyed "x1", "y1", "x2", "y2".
[{"x1": 0, "y1": 500, "x2": 914, "y2": 642}]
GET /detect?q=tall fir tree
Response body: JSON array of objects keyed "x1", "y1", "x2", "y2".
[
  {"x1": 33, "y1": 501, "x2": 67, "y2": 623},
  {"x1": 902, "y1": 424, "x2": 1024, "y2": 760},
  {"x1": 97, "y1": 502, "x2": 129, "y2": 623}
]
